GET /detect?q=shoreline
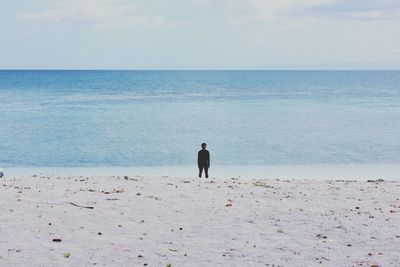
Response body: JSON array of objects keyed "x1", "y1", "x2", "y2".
[{"x1": 3, "y1": 164, "x2": 400, "y2": 180}]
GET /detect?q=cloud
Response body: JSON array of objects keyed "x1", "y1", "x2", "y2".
[
  {"x1": 225, "y1": 0, "x2": 400, "y2": 25},
  {"x1": 226, "y1": 0, "x2": 335, "y2": 25},
  {"x1": 17, "y1": 0, "x2": 400, "y2": 31},
  {"x1": 295, "y1": 0, "x2": 400, "y2": 20},
  {"x1": 18, "y1": 0, "x2": 185, "y2": 30}
]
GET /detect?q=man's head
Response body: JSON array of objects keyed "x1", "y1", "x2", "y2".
[{"x1": 201, "y1": 143, "x2": 207, "y2": 150}]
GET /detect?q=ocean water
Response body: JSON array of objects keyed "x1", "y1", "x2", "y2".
[{"x1": 1, "y1": 70, "x2": 400, "y2": 170}]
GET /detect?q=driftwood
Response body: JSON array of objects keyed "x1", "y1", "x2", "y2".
[{"x1": 69, "y1": 202, "x2": 94, "y2": 209}]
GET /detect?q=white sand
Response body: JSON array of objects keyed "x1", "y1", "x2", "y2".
[{"x1": 0, "y1": 175, "x2": 399, "y2": 266}]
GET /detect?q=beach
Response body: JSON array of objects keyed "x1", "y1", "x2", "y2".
[
  {"x1": 2, "y1": 0, "x2": 400, "y2": 265},
  {"x1": 1, "y1": 174, "x2": 399, "y2": 266}
]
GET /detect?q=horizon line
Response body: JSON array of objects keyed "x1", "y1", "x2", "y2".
[{"x1": 1, "y1": 68, "x2": 400, "y2": 71}]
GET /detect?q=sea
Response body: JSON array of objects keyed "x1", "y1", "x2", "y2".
[{"x1": 1, "y1": 70, "x2": 399, "y2": 178}]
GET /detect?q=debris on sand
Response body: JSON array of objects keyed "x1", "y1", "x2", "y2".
[
  {"x1": 316, "y1": 234, "x2": 327, "y2": 239},
  {"x1": 253, "y1": 180, "x2": 273, "y2": 188},
  {"x1": 367, "y1": 179, "x2": 384, "y2": 183},
  {"x1": 69, "y1": 202, "x2": 94, "y2": 209}
]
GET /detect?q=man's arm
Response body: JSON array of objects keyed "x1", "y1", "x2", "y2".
[
  {"x1": 197, "y1": 151, "x2": 201, "y2": 167},
  {"x1": 207, "y1": 151, "x2": 210, "y2": 168}
]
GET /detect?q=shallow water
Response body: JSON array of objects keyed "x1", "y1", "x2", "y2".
[{"x1": 1, "y1": 70, "x2": 400, "y2": 168}]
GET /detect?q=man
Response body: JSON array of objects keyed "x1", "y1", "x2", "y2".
[{"x1": 198, "y1": 143, "x2": 210, "y2": 178}]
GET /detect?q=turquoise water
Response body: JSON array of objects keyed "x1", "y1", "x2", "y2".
[{"x1": 1, "y1": 70, "x2": 399, "y2": 168}]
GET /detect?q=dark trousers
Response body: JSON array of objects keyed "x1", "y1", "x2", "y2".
[{"x1": 199, "y1": 165, "x2": 209, "y2": 178}]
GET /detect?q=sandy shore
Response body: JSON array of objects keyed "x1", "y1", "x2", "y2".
[{"x1": 0, "y1": 175, "x2": 399, "y2": 266}]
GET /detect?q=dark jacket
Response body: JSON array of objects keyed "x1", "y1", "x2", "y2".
[{"x1": 198, "y1": 150, "x2": 210, "y2": 168}]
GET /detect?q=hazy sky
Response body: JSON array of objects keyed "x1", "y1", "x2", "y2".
[{"x1": 1, "y1": 0, "x2": 400, "y2": 69}]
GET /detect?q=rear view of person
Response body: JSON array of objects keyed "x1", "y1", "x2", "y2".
[{"x1": 198, "y1": 143, "x2": 210, "y2": 178}]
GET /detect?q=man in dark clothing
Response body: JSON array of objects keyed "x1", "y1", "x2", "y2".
[{"x1": 198, "y1": 143, "x2": 210, "y2": 178}]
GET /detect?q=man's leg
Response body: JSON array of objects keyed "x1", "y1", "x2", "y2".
[
  {"x1": 204, "y1": 166, "x2": 209, "y2": 178},
  {"x1": 199, "y1": 166, "x2": 203, "y2": 178}
]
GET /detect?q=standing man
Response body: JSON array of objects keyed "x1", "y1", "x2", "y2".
[{"x1": 198, "y1": 143, "x2": 210, "y2": 178}]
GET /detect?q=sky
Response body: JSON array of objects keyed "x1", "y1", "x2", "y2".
[{"x1": 1, "y1": 0, "x2": 400, "y2": 69}]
